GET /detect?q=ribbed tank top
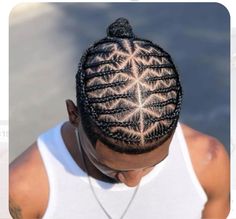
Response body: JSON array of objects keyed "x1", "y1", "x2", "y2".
[{"x1": 37, "y1": 122, "x2": 207, "y2": 219}]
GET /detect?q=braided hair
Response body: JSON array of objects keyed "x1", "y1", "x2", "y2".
[{"x1": 76, "y1": 18, "x2": 183, "y2": 154}]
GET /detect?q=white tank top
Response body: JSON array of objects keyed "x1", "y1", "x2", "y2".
[{"x1": 37, "y1": 122, "x2": 207, "y2": 219}]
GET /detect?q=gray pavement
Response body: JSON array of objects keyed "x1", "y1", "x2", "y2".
[{"x1": 9, "y1": 3, "x2": 230, "y2": 161}]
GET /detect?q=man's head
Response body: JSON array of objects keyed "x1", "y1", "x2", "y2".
[
  {"x1": 74, "y1": 119, "x2": 173, "y2": 187},
  {"x1": 74, "y1": 17, "x2": 182, "y2": 154}
]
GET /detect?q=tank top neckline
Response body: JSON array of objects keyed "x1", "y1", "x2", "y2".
[{"x1": 56, "y1": 121, "x2": 172, "y2": 191}]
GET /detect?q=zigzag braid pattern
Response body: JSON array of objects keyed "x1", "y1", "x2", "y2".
[{"x1": 76, "y1": 35, "x2": 182, "y2": 154}]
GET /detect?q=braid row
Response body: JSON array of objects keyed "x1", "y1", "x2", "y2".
[
  {"x1": 84, "y1": 66, "x2": 131, "y2": 80},
  {"x1": 144, "y1": 98, "x2": 177, "y2": 109},
  {"x1": 96, "y1": 107, "x2": 134, "y2": 115},
  {"x1": 141, "y1": 85, "x2": 179, "y2": 98},
  {"x1": 83, "y1": 60, "x2": 117, "y2": 69},
  {"x1": 145, "y1": 74, "x2": 176, "y2": 83},
  {"x1": 136, "y1": 50, "x2": 170, "y2": 58},
  {"x1": 85, "y1": 80, "x2": 127, "y2": 92},
  {"x1": 144, "y1": 110, "x2": 179, "y2": 126},
  {"x1": 100, "y1": 120, "x2": 138, "y2": 128},
  {"x1": 138, "y1": 63, "x2": 175, "y2": 73},
  {"x1": 88, "y1": 92, "x2": 134, "y2": 104}
]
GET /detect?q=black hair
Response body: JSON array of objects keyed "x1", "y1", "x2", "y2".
[{"x1": 76, "y1": 18, "x2": 183, "y2": 154}]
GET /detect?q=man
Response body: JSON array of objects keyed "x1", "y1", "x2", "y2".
[{"x1": 9, "y1": 18, "x2": 230, "y2": 219}]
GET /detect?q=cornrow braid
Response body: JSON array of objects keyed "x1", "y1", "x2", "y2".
[
  {"x1": 84, "y1": 66, "x2": 131, "y2": 81},
  {"x1": 96, "y1": 106, "x2": 135, "y2": 115},
  {"x1": 76, "y1": 17, "x2": 183, "y2": 154},
  {"x1": 85, "y1": 80, "x2": 128, "y2": 92}
]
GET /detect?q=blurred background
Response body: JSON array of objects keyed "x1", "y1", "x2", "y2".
[{"x1": 9, "y1": 2, "x2": 230, "y2": 161}]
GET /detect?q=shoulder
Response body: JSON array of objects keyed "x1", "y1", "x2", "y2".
[
  {"x1": 180, "y1": 123, "x2": 230, "y2": 214},
  {"x1": 182, "y1": 122, "x2": 230, "y2": 218},
  {"x1": 9, "y1": 142, "x2": 49, "y2": 219},
  {"x1": 180, "y1": 123, "x2": 229, "y2": 164}
]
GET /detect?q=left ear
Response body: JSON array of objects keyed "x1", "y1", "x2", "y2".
[{"x1": 65, "y1": 99, "x2": 80, "y2": 127}]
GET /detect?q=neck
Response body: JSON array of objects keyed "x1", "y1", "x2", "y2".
[{"x1": 82, "y1": 149, "x2": 118, "y2": 183}]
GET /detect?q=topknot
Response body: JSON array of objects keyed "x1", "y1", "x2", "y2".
[{"x1": 106, "y1": 17, "x2": 135, "y2": 39}]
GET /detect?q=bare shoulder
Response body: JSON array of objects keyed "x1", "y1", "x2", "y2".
[
  {"x1": 9, "y1": 142, "x2": 49, "y2": 219},
  {"x1": 181, "y1": 123, "x2": 230, "y2": 217},
  {"x1": 180, "y1": 123, "x2": 229, "y2": 186},
  {"x1": 181, "y1": 123, "x2": 229, "y2": 162}
]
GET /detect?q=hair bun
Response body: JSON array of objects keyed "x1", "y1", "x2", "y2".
[{"x1": 107, "y1": 18, "x2": 135, "y2": 38}]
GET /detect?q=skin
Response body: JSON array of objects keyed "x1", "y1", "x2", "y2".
[{"x1": 9, "y1": 99, "x2": 230, "y2": 219}]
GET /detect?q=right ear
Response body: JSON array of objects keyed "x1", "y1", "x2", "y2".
[{"x1": 65, "y1": 99, "x2": 80, "y2": 127}]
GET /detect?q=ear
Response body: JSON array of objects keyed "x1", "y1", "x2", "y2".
[{"x1": 65, "y1": 99, "x2": 80, "y2": 127}]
